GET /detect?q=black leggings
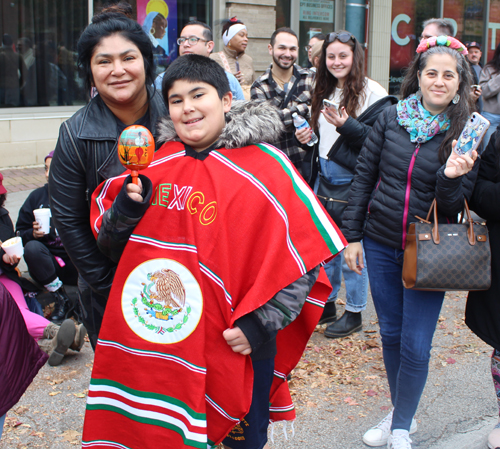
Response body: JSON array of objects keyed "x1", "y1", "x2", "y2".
[{"x1": 23, "y1": 240, "x2": 78, "y2": 286}]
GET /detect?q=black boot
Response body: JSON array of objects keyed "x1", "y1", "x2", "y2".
[
  {"x1": 324, "y1": 310, "x2": 362, "y2": 338},
  {"x1": 318, "y1": 301, "x2": 337, "y2": 325},
  {"x1": 50, "y1": 287, "x2": 72, "y2": 324}
]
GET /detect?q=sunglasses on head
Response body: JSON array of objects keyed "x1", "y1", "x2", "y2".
[{"x1": 327, "y1": 32, "x2": 355, "y2": 43}]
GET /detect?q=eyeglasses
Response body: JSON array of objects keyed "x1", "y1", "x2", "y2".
[
  {"x1": 305, "y1": 45, "x2": 312, "y2": 52},
  {"x1": 327, "y1": 32, "x2": 355, "y2": 44},
  {"x1": 177, "y1": 36, "x2": 208, "y2": 46}
]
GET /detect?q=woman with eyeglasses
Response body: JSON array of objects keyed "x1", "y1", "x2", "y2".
[
  {"x1": 210, "y1": 17, "x2": 255, "y2": 99},
  {"x1": 342, "y1": 37, "x2": 478, "y2": 448},
  {"x1": 296, "y1": 31, "x2": 391, "y2": 339}
]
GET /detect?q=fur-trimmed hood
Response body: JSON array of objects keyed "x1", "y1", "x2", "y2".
[{"x1": 157, "y1": 100, "x2": 285, "y2": 149}]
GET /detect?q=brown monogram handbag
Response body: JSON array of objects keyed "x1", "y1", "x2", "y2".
[{"x1": 402, "y1": 199, "x2": 491, "y2": 291}]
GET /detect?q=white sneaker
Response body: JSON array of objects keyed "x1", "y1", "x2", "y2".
[
  {"x1": 387, "y1": 430, "x2": 412, "y2": 449},
  {"x1": 362, "y1": 410, "x2": 418, "y2": 447}
]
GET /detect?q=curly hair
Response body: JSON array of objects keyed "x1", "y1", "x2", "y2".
[
  {"x1": 399, "y1": 45, "x2": 475, "y2": 164},
  {"x1": 310, "y1": 31, "x2": 366, "y2": 130}
]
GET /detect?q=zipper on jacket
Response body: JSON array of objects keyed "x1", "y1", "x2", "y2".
[
  {"x1": 367, "y1": 177, "x2": 381, "y2": 214},
  {"x1": 402, "y1": 143, "x2": 421, "y2": 249}
]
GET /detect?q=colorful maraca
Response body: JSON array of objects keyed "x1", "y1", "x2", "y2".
[{"x1": 118, "y1": 125, "x2": 155, "y2": 184}]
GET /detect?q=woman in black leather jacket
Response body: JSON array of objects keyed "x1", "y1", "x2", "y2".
[
  {"x1": 343, "y1": 38, "x2": 478, "y2": 448},
  {"x1": 49, "y1": 12, "x2": 167, "y2": 348}
]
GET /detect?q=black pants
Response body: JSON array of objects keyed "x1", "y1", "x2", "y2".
[
  {"x1": 23, "y1": 240, "x2": 78, "y2": 287},
  {"x1": 78, "y1": 275, "x2": 108, "y2": 350}
]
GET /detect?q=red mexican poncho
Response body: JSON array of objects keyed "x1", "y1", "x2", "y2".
[{"x1": 83, "y1": 141, "x2": 346, "y2": 448}]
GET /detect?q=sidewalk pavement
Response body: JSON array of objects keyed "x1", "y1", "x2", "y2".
[{"x1": 0, "y1": 166, "x2": 498, "y2": 449}]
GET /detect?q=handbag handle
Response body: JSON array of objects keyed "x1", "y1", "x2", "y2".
[{"x1": 424, "y1": 198, "x2": 475, "y2": 246}]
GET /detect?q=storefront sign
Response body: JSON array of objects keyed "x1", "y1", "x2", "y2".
[{"x1": 299, "y1": 0, "x2": 334, "y2": 23}]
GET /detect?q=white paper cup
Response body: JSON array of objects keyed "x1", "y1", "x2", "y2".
[
  {"x1": 1, "y1": 237, "x2": 24, "y2": 258},
  {"x1": 33, "y1": 208, "x2": 51, "y2": 234}
]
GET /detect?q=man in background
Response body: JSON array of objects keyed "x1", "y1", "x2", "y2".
[
  {"x1": 420, "y1": 18, "x2": 454, "y2": 40},
  {"x1": 466, "y1": 41, "x2": 483, "y2": 112},
  {"x1": 154, "y1": 21, "x2": 244, "y2": 101},
  {"x1": 251, "y1": 27, "x2": 313, "y2": 175}
]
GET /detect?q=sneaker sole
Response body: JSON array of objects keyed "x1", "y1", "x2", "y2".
[
  {"x1": 324, "y1": 323, "x2": 362, "y2": 338},
  {"x1": 48, "y1": 320, "x2": 76, "y2": 367}
]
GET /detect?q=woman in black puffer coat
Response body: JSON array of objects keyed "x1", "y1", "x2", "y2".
[
  {"x1": 465, "y1": 130, "x2": 500, "y2": 449},
  {"x1": 342, "y1": 38, "x2": 478, "y2": 449}
]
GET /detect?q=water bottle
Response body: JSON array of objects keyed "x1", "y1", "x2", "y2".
[{"x1": 292, "y1": 113, "x2": 318, "y2": 146}]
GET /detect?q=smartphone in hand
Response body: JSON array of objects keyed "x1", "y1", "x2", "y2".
[
  {"x1": 453, "y1": 112, "x2": 490, "y2": 157},
  {"x1": 323, "y1": 99, "x2": 341, "y2": 116}
]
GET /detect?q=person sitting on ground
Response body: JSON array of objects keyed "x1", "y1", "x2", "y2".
[
  {"x1": 82, "y1": 55, "x2": 346, "y2": 448},
  {"x1": 0, "y1": 173, "x2": 86, "y2": 366},
  {"x1": 16, "y1": 151, "x2": 79, "y2": 324}
]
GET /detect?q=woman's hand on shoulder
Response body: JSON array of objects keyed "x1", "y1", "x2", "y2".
[
  {"x1": 444, "y1": 140, "x2": 478, "y2": 178},
  {"x1": 126, "y1": 178, "x2": 144, "y2": 202},
  {"x1": 295, "y1": 126, "x2": 313, "y2": 145},
  {"x1": 322, "y1": 106, "x2": 348, "y2": 128}
]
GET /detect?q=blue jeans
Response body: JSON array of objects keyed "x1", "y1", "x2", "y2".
[
  {"x1": 481, "y1": 111, "x2": 500, "y2": 149},
  {"x1": 363, "y1": 236, "x2": 445, "y2": 431},
  {"x1": 0, "y1": 414, "x2": 5, "y2": 440},
  {"x1": 316, "y1": 158, "x2": 368, "y2": 311}
]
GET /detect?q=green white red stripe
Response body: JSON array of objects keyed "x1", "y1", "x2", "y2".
[
  {"x1": 255, "y1": 143, "x2": 345, "y2": 255},
  {"x1": 87, "y1": 378, "x2": 207, "y2": 448}
]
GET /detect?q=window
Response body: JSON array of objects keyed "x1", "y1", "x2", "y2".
[{"x1": 0, "y1": 0, "x2": 88, "y2": 108}]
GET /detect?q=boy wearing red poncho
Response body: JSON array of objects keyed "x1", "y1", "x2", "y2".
[{"x1": 83, "y1": 55, "x2": 346, "y2": 449}]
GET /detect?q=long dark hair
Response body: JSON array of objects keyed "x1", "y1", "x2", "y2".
[
  {"x1": 486, "y1": 42, "x2": 500, "y2": 75},
  {"x1": 77, "y1": 12, "x2": 154, "y2": 93},
  {"x1": 0, "y1": 194, "x2": 6, "y2": 208},
  {"x1": 400, "y1": 45, "x2": 474, "y2": 164},
  {"x1": 311, "y1": 31, "x2": 366, "y2": 130}
]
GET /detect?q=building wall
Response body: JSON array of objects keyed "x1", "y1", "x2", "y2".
[
  {"x1": 0, "y1": 107, "x2": 80, "y2": 168},
  {"x1": 367, "y1": 0, "x2": 392, "y2": 91}
]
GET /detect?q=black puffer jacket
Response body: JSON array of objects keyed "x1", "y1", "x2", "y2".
[
  {"x1": 328, "y1": 95, "x2": 398, "y2": 173},
  {"x1": 49, "y1": 86, "x2": 167, "y2": 296},
  {"x1": 341, "y1": 105, "x2": 479, "y2": 249}
]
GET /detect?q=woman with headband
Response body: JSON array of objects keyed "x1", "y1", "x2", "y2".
[
  {"x1": 210, "y1": 17, "x2": 256, "y2": 100},
  {"x1": 342, "y1": 36, "x2": 478, "y2": 448}
]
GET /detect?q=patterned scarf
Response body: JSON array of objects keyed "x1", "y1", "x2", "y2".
[{"x1": 397, "y1": 93, "x2": 450, "y2": 144}]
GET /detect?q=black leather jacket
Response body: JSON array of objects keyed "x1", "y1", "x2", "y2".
[{"x1": 48, "y1": 87, "x2": 167, "y2": 297}]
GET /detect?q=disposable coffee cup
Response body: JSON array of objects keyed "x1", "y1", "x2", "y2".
[
  {"x1": 1, "y1": 237, "x2": 24, "y2": 258},
  {"x1": 33, "y1": 208, "x2": 51, "y2": 234}
]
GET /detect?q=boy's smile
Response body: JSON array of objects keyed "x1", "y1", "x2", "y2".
[{"x1": 168, "y1": 80, "x2": 232, "y2": 152}]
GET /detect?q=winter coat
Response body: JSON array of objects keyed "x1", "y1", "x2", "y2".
[
  {"x1": 466, "y1": 131, "x2": 500, "y2": 350},
  {"x1": 48, "y1": 86, "x2": 166, "y2": 297},
  {"x1": 303, "y1": 95, "x2": 398, "y2": 185},
  {"x1": 16, "y1": 184, "x2": 68, "y2": 258},
  {"x1": 327, "y1": 96, "x2": 399, "y2": 173},
  {"x1": 480, "y1": 65, "x2": 500, "y2": 115},
  {"x1": 210, "y1": 46, "x2": 256, "y2": 90},
  {"x1": 0, "y1": 282, "x2": 47, "y2": 416},
  {"x1": 341, "y1": 105, "x2": 479, "y2": 249}
]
